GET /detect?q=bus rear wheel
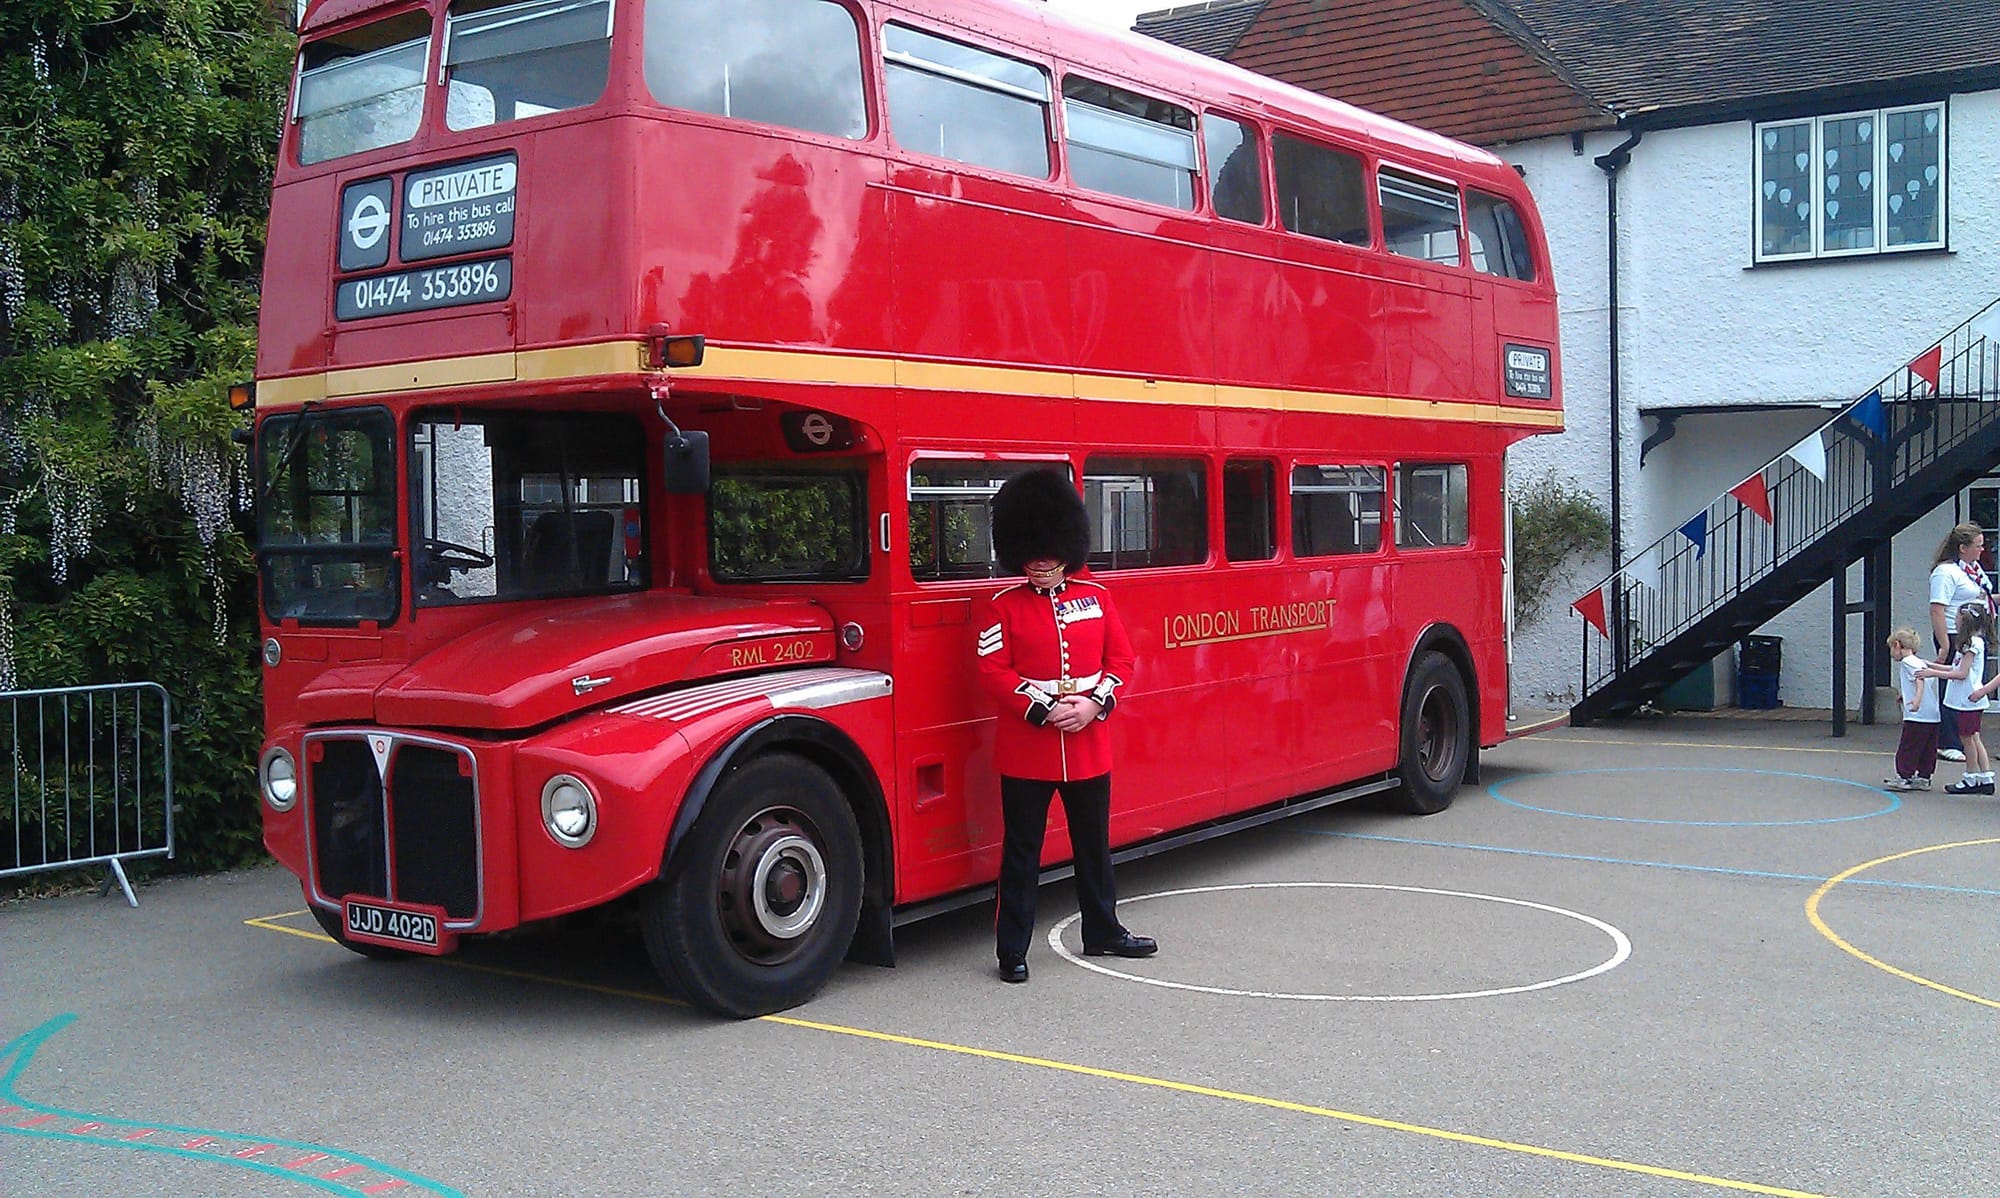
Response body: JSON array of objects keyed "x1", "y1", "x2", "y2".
[
  {"x1": 1394, "y1": 651, "x2": 1471, "y2": 815},
  {"x1": 641, "y1": 753, "x2": 863, "y2": 1018}
]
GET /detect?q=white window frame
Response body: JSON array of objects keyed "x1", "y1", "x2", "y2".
[{"x1": 1752, "y1": 102, "x2": 1947, "y2": 264}]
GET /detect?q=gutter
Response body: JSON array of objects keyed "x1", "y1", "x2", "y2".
[{"x1": 1594, "y1": 128, "x2": 1642, "y2": 665}]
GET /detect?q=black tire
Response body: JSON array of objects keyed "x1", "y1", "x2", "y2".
[
  {"x1": 640, "y1": 753, "x2": 863, "y2": 1018},
  {"x1": 308, "y1": 902, "x2": 416, "y2": 962},
  {"x1": 1394, "y1": 651, "x2": 1472, "y2": 815}
]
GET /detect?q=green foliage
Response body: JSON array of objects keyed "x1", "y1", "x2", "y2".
[
  {"x1": 1511, "y1": 469, "x2": 1612, "y2": 626},
  {"x1": 0, "y1": 1, "x2": 293, "y2": 876}
]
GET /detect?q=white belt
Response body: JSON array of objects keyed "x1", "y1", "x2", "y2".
[{"x1": 1024, "y1": 672, "x2": 1103, "y2": 695}]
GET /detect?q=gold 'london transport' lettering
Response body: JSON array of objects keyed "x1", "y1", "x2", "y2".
[{"x1": 1163, "y1": 600, "x2": 1335, "y2": 648}]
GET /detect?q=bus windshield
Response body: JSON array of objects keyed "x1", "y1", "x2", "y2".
[
  {"x1": 259, "y1": 407, "x2": 399, "y2": 624},
  {"x1": 411, "y1": 410, "x2": 647, "y2": 605}
]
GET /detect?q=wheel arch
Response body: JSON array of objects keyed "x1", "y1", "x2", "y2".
[
  {"x1": 662, "y1": 715, "x2": 894, "y2": 916},
  {"x1": 1403, "y1": 623, "x2": 1481, "y2": 784}
]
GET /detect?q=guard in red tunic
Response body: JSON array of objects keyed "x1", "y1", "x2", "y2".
[{"x1": 977, "y1": 469, "x2": 1156, "y2": 984}]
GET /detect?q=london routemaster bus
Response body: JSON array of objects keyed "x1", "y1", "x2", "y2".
[{"x1": 251, "y1": 0, "x2": 1563, "y2": 1017}]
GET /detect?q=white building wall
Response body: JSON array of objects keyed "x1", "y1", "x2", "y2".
[{"x1": 1500, "y1": 91, "x2": 2000, "y2": 711}]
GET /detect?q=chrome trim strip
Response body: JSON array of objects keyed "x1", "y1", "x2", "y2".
[{"x1": 610, "y1": 667, "x2": 892, "y2": 723}]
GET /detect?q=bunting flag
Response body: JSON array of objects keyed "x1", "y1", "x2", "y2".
[
  {"x1": 1572, "y1": 585, "x2": 1608, "y2": 637},
  {"x1": 1730, "y1": 474, "x2": 1773, "y2": 524},
  {"x1": 1786, "y1": 426, "x2": 1827, "y2": 480},
  {"x1": 1849, "y1": 389, "x2": 1887, "y2": 440},
  {"x1": 1971, "y1": 308, "x2": 2000, "y2": 347},
  {"x1": 1909, "y1": 344, "x2": 1942, "y2": 392},
  {"x1": 1678, "y1": 511, "x2": 1709, "y2": 559}
]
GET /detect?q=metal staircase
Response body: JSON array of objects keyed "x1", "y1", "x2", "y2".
[{"x1": 1572, "y1": 299, "x2": 2000, "y2": 725}]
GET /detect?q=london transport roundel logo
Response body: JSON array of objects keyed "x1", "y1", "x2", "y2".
[
  {"x1": 347, "y1": 195, "x2": 390, "y2": 251},
  {"x1": 800, "y1": 412, "x2": 834, "y2": 447}
]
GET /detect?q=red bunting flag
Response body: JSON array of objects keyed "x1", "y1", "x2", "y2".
[
  {"x1": 1572, "y1": 586, "x2": 1608, "y2": 637},
  {"x1": 1729, "y1": 475, "x2": 1773, "y2": 524},
  {"x1": 1909, "y1": 344, "x2": 1942, "y2": 392}
]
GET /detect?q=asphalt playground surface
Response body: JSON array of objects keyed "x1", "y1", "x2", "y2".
[{"x1": 6, "y1": 714, "x2": 1998, "y2": 1197}]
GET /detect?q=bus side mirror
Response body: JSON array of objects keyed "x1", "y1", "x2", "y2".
[{"x1": 663, "y1": 430, "x2": 710, "y2": 495}]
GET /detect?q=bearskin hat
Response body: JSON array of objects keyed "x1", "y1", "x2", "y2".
[{"x1": 991, "y1": 469, "x2": 1090, "y2": 575}]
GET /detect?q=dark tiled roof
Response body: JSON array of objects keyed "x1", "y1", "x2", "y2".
[
  {"x1": 1225, "y1": 0, "x2": 1612, "y2": 146},
  {"x1": 1485, "y1": 0, "x2": 2000, "y2": 117},
  {"x1": 1134, "y1": 0, "x2": 1267, "y2": 58}
]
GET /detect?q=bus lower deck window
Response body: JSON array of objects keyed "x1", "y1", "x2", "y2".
[
  {"x1": 1292, "y1": 464, "x2": 1384, "y2": 558},
  {"x1": 1396, "y1": 463, "x2": 1469, "y2": 548},
  {"x1": 1083, "y1": 458, "x2": 1207, "y2": 570}
]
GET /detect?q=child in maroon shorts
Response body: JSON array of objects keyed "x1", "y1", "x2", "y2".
[{"x1": 1885, "y1": 627, "x2": 1938, "y2": 790}]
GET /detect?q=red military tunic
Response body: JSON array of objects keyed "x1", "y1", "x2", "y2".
[{"x1": 975, "y1": 577, "x2": 1136, "y2": 782}]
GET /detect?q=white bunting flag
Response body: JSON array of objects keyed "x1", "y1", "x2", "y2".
[
  {"x1": 1971, "y1": 307, "x2": 2000, "y2": 348},
  {"x1": 1786, "y1": 427, "x2": 1828, "y2": 480}
]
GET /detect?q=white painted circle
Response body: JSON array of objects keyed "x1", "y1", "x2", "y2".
[
  {"x1": 1048, "y1": 882, "x2": 1631, "y2": 1002},
  {"x1": 348, "y1": 194, "x2": 390, "y2": 249}
]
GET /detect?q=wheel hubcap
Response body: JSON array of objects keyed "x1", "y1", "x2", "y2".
[
  {"x1": 717, "y1": 808, "x2": 828, "y2": 964},
  {"x1": 1418, "y1": 685, "x2": 1461, "y2": 783}
]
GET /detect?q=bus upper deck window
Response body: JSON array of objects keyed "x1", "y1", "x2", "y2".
[
  {"x1": 884, "y1": 23, "x2": 1052, "y2": 179},
  {"x1": 1465, "y1": 190, "x2": 1537, "y2": 281},
  {"x1": 1061, "y1": 77, "x2": 1196, "y2": 211},
  {"x1": 644, "y1": 0, "x2": 866, "y2": 140},
  {"x1": 444, "y1": 0, "x2": 613, "y2": 132},
  {"x1": 1380, "y1": 169, "x2": 1462, "y2": 268},
  {"x1": 1272, "y1": 132, "x2": 1368, "y2": 247},
  {"x1": 294, "y1": 14, "x2": 431, "y2": 165},
  {"x1": 1203, "y1": 113, "x2": 1265, "y2": 225}
]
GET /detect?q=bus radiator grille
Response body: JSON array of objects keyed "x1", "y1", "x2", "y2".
[{"x1": 309, "y1": 737, "x2": 480, "y2": 922}]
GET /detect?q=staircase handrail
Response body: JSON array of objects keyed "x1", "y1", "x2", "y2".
[{"x1": 1575, "y1": 296, "x2": 2000, "y2": 701}]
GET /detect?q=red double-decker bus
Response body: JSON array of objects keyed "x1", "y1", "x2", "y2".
[{"x1": 251, "y1": 0, "x2": 1562, "y2": 1016}]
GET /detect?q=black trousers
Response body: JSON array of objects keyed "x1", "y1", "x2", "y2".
[{"x1": 995, "y1": 773, "x2": 1121, "y2": 962}]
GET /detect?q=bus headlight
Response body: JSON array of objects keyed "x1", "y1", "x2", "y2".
[
  {"x1": 541, "y1": 775, "x2": 598, "y2": 848},
  {"x1": 261, "y1": 747, "x2": 298, "y2": 811}
]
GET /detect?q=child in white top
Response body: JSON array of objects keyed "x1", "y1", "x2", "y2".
[
  {"x1": 1885, "y1": 627, "x2": 1939, "y2": 790},
  {"x1": 1920, "y1": 603, "x2": 1993, "y2": 795}
]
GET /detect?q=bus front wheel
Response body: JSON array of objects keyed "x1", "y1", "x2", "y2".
[
  {"x1": 1394, "y1": 652, "x2": 1471, "y2": 815},
  {"x1": 641, "y1": 753, "x2": 863, "y2": 1018}
]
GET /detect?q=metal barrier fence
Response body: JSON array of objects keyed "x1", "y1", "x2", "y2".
[{"x1": 2, "y1": 683, "x2": 174, "y2": 906}]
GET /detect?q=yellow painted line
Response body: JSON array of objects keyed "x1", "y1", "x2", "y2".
[
  {"x1": 517, "y1": 340, "x2": 648, "y2": 381},
  {"x1": 242, "y1": 910, "x2": 334, "y2": 943},
  {"x1": 243, "y1": 907, "x2": 1827, "y2": 1195},
  {"x1": 1548, "y1": 736, "x2": 1879, "y2": 757},
  {"x1": 764, "y1": 1014, "x2": 1829, "y2": 1198},
  {"x1": 689, "y1": 345, "x2": 897, "y2": 388},
  {"x1": 1806, "y1": 839, "x2": 2000, "y2": 1010},
  {"x1": 256, "y1": 340, "x2": 1563, "y2": 428},
  {"x1": 257, "y1": 340, "x2": 648, "y2": 407}
]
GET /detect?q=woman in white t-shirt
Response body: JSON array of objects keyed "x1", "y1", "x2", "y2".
[{"x1": 1927, "y1": 523, "x2": 1992, "y2": 759}]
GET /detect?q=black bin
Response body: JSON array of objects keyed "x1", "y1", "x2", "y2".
[{"x1": 1738, "y1": 635, "x2": 1782, "y2": 675}]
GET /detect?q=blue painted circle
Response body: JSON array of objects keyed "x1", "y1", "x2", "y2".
[{"x1": 1488, "y1": 767, "x2": 1900, "y2": 826}]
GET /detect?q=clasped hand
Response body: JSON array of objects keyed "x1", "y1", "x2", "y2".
[{"x1": 1046, "y1": 695, "x2": 1102, "y2": 732}]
